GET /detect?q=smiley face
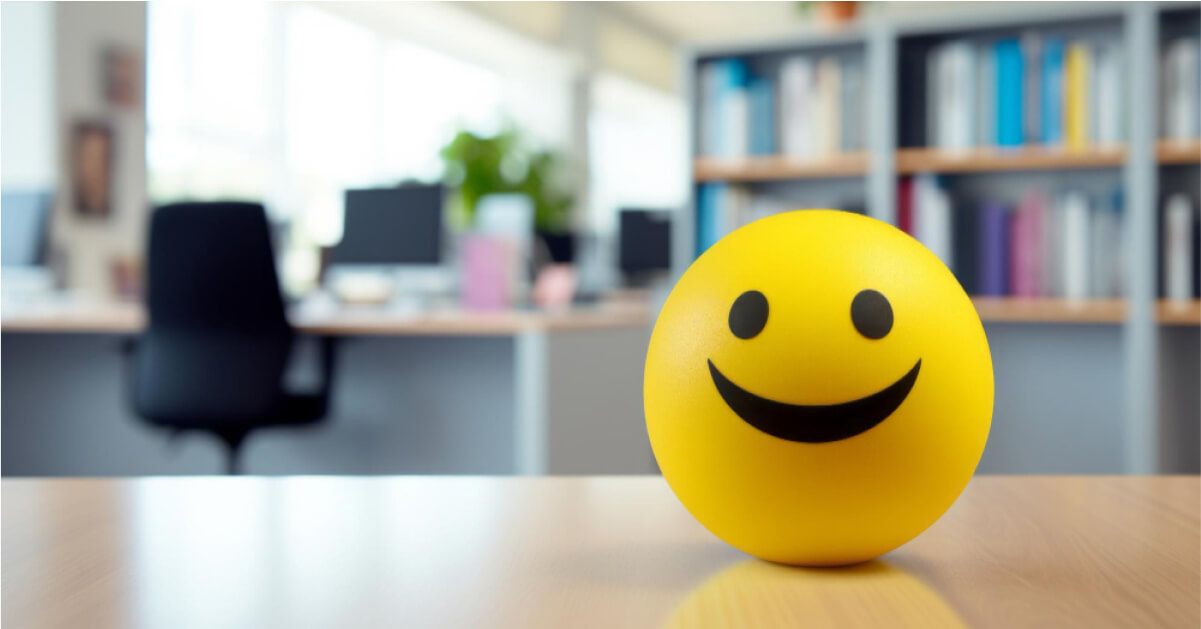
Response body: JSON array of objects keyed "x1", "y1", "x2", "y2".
[
  {"x1": 644, "y1": 210, "x2": 993, "y2": 566},
  {"x1": 711, "y1": 287, "x2": 921, "y2": 443}
]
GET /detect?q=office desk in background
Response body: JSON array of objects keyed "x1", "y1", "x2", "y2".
[
  {"x1": 2, "y1": 476, "x2": 1197, "y2": 628},
  {"x1": 1, "y1": 300, "x2": 654, "y2": 476}
]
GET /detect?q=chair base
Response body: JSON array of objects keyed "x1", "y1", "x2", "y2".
[{"x1": 215, "y1": 428, "x2": 250, "y2": 475}]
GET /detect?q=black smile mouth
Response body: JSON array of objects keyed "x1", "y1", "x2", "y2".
[{"x1": 708, "y1": 359, "x2": 921, "y2": 443}]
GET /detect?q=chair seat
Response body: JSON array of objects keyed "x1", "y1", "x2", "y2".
[{"x1": 144, "y1": 390, "x2": 327, "y2": 432}]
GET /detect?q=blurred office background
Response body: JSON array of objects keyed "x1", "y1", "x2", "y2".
[{"x1": 1, "y1": 1, "x2": 1198, "y2": 476}]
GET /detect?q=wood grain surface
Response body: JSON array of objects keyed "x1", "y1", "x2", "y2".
[
  {"x1": 3, "y1": 476, "x2": 1197, "y2": 628},
  {"x1": 0, "y1": 301, "x2": 650, "y2": 336}
]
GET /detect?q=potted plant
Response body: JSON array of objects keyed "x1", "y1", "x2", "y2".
[{"x1": 440, "y1": 127, "x2": 576, "y2": 264}]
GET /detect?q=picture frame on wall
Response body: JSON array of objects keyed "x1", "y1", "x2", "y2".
[
  {"x1": 103, "y1": 46, "x2": 141, "y2": 109},
  {"x1": 71, "y1": 120, "x2": 114, "y2": 219}
]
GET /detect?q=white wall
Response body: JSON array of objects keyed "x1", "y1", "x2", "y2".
[
  {"x1": 50, "y1": 1, "x2": 147, "y2": 298},
  {"x1": 1, "y1": 2, "x2": 56, "y2": 190}
]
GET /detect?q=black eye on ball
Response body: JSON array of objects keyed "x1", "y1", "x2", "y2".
[
  {"x1": 729, "y1": 290, "x2": 769, "y2": 339},
  {"x1": 851, "y1": 289, "x2": 893, "y2": 339}
]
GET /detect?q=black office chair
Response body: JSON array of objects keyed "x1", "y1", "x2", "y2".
[{"x1": 127, "y1": 202, "x2": 336, "y2": 474}]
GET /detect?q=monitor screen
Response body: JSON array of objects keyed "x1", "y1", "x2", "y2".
[
  {"x1": 334, "y1": 186, "x2": 443, "y2": 265},
  {"x1": 619, "y1": 209, "x2": 672, "y2": 275},
  {"x1": 2, "y1": 191, "x2": 51, "y2": 267}
]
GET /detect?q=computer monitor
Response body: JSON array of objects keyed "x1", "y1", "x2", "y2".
[
  {"x1": 2, "y1": 191, "x2": 52, "y2": 267},
  {"x1": 333, "y1": 185, "x2": 443, "y2": 266},
  {"x1": 618, "y1": 208, "x2": 672, "y2": 282}
]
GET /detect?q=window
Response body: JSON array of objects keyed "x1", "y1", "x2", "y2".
[
  {"x1": 147, "y1": 2, "x2": 537, "y2": 291},
  {"x1": 147, "y1": 1, "x2": 277, "y2": 203},
  {"x1": 147, "y1": 3, "x2": 684, "y2": 292},
  {"x1": 588, "y1": 72, "x2": 688, "y2": 235}
]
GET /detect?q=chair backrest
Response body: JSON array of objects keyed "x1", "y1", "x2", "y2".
[{"x1": 133, "y1": 202, "x2": 293, "y2": 423}]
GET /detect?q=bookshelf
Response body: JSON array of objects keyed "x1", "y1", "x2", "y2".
[{"x1": 683, "y1": 3, "x2": 1200, "y2": 475}]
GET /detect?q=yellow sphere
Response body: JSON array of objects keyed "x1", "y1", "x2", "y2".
[{"x1": 645, "y1": 210, "x2": 992, "y2": 566}]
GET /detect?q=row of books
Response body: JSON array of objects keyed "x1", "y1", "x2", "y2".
[
  {"x1": 1162, "y1": 37, "x2": 1200, "y2": 141},
  {"x1": 697, "y1": 182, "x2": 1199, "y2": 301},
  {"x1": 899, "y1": 176, "x2": 1126, "y2": 299},
  {"x1": 695, "y1": 184, "x2": 866, "y2": 253},
  {"x1": 904, "y1": 35, "x2": 1124, "y2": 151},
  {"x1": 695, "y1": 184, "x2": 788, "y2": 253},
  {"x1": 697, "y1": 54, "x2": 867, "y2": 160}
]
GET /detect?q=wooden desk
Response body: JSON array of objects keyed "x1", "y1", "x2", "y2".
[
  {"x1": 1, "y1": 301, "x2": 653, "y2": 476},
  {"x1": 0, "y1": 301, "x2": 652, "y2": 336},
  {"x1": 3, "y1": 476, "x2": 1196, "y2": 628}
]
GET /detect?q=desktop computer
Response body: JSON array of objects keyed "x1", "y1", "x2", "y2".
[
  {"x1": 618, "y1": 208, "x2": 672, "y2": 286},
  {"x1": 326, "y1": 185, "x2": 448, "y2": 306},
  {"x1": 2, "y1": 191, "x2": 56, "y2": 303},
  {"x1": 333, "y1": 185, "x2": 443, "y2": 266},
  {"x1": 2, "y1": 190, "x2": 51, "y2": 267}
]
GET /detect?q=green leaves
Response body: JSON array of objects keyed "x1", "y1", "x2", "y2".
[{"x1": 441, "y1": 127, "x2": 574, "y2": 233}]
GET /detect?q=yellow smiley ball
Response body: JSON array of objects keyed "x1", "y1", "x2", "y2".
[{"x1": 645, "y1": 209, "x2": 993, "y2": 566}]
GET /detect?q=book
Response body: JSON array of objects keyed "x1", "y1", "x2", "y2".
[
  {"x1": 696, "y1": 183, "x2": 723, "y2": 254},
  {"x1": 1164, "y1": 193, "x2": 1196, "y2": 301},
  {"x1": 1043, "y1": 194, "x2": 1062, "y2": 296},
  {"x1": 1194, "y1": 203, "x2": 1200, "y2": 297},
  {"x1": 816, "y1": 56, "x2": 842, "y2": 155},
  {"x1": 1088, "y1": 47, "x2": 1101, "y2": 145},
  {"x1": 939, "y1": 42, "x2": 976, "y2": 151},
  {"x1": 928, "y1": 45, "x2": 942, "y2": 148},
  {"x1": 898, "y1": 42, "x2": 932, "y2": 147},
  {"x1": 1061, "y1": 191, "x2": 1091, "y2": 300},
  {"x1": 726, "y1": 185, "x2": 752, "y2": 231},
  {"x1": 979, "y1": 202, "x2": 1009, "y2": 296},
  {"x1": 1093, "y1": 41, "x2": 1123, "y2": 145},
  {"x1": 995, "y1": 39, "x2": 1024, "y2": 147},
  {"x1": 721, "y1": 60, "x2": 750, "y2": 158},
  {"x1": 976, "y1": 42, "x2": 996, "y2": 148},
  {"x1": 723, "y1": 88, "x2": 749, "y2": 158},
  {"x1": 1022, "y1": 32, "x2": 1042, "y2": 145},
  {"x1": 748, "y1": 78, "x2": 776, "y2": 156},
  {"x1": 780, "y1": 56, "x2": 815, "y2": 158},
  {"x1": 1065, "y1": 42, "x2": 1090, "y2": 150},
  {"x1": 1010, "y1": 190, "x2": 1045, "y2": 297},
  {"x1": 1041, "y1": 38, "x2": 1065, "y2": 146},
  {"x1": 897, "y1": 177, "x2": 914, "y2": 235},
  {"x1": 699, "y1": 59, "x2": 749, "y2": 157},
  {"x1": 1090, "y1": 189, "x2": 1123, "y2": 298},
  {"x1": 914, "y1": 174, "x2": 953, "y2": 269},
  {"x1": 841, "y1": 57, "x2": 865, "y2": 151},
  {"x1": 1164, "y1": 38, "x2": 1200, "y2": 141},
  {"x1": 699, "y1": 63, "x2": 721, "y2": 156}
]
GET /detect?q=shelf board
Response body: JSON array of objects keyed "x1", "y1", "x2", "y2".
[
  {"x1": 972, "y1": 298, "x2": 1201, "y2": 325},
  {"x1": 1156, "y1": 139, "x2": 1201, "y2": 165},
  {"x1": 693, "y1": 153, "x2": 868, "y2": 182},
  {"x1": 1157, "y1": 300, "x2": 1201, "y2": 326},
  {"x1": 694, "y1": 142, "x2": 1198, "y2": 181},
  {"x1": 972, "y1": 298, "x2": 1127, "y2": 324},
  {"x1": 897, "y1": 146, "x2": 1126, "y2": 174}
]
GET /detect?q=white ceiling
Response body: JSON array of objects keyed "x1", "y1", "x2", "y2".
[
  {"x1": 608, "y1": 2, "x2": 1088, "y2": 46},
  {"x1": 616, "y1": 1, "x2": 819, "y2": 43}
]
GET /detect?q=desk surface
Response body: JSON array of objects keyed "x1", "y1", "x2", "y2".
[
  {"x1": 3, "y1": 476, "x2": 1196, "y2": 628},
  {"x1": 0, "y1": 300, "x2": 650, "y2": 336}
]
